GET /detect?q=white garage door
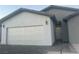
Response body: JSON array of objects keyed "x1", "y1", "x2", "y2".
[{"x1": 7, "y1": 25, "x2": 46, "y2": 45}]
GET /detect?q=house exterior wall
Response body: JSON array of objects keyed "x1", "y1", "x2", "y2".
[
  {"x1": 68, "y1": 15, "x2": 79, "y2": 44},
  {"x1": 1, "y1": 12, "x2": 55, "y2": 46},
  {"x1": 68, "y1": 15, "x2": 79, "y2": 53}
]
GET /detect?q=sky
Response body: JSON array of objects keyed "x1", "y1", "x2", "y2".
[
  {"x1": 0, "y1": 5, "x2": 79, "y2": 19},
  {"x1": 0, "y1": 5, "x2": 48, "y2": 19}
]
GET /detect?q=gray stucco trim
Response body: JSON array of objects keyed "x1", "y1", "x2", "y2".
[
  {"x1": 0, "y1": 8, "x2": 52, "y2": 24},
  {"x1": 61, "y1": 20, "x2": 69, "y2": 43},
  {"x1": 6, "y1": 28, "x2": 8, "y2": 45},
  {"x1": 41, "y1": 5, "x2": 79, "y2": 12}
]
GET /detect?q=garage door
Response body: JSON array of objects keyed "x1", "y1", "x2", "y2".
[{"x1": 7, "y1": 25, "x2": 45, "y2": 45}]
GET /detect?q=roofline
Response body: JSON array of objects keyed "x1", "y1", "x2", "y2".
[
  {"x1": 41, "y1": 5, "x2": 79, "y2": 12},
  {"x1": 63, "y1": 12, "x2": 79, "y2": 21},
  {"x1": 0, "y1": 8, "x2": 52, "y2": 24}
]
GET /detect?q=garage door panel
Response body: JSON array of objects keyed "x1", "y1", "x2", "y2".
[{"x1": 7, "y1": 26, "x2": 45, "y2": 45}]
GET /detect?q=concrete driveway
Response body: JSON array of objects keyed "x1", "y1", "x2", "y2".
[{"x1": 0, "y1": 43, "x2": 78, "y2": 54}]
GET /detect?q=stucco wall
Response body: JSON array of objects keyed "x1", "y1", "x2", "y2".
[
  {"x1": 68, "y1": 15, "x2": 79, "y2": 44},
  {"x1": 1, "y1": 12, "x2": 55, "y2": 46},
  {"x1": 68, "y1": 16, "x2": 79, "y2": 53}
]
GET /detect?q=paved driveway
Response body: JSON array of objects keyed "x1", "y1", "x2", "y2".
[{"x1": 0, "y1": 43, "x2": 78, "y2": 54}]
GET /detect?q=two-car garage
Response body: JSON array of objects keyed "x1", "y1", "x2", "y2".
[
  {"x1": 7, "y1": 26, "x2": 45, "y2": 45},
  {"x1": 0, "y1": 8, "x2": 55, "y2": 53}
]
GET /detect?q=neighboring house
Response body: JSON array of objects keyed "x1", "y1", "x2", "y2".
[
  {"x1": 0, "y1": 8, "x2": 56, "y2": 53},
  {"x1": 41, "y1": 5, "x2": 79, "y2": 43},
  {"x1": 63, "y1": 12, "x2": 79, "y2": 53}
]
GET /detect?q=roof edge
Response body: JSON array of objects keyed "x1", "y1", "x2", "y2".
[
  {"x1": 0, "y1": 8, "x2": 53, "y2": 23},
  {"x1": 41, "y1": 5, "x2": 79, "y2": 12},
  {"x1": 63, "y1": 12, "x2": 79, "y2": 21}
]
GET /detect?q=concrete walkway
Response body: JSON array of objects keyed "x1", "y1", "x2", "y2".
[{"x1": 47, "y1": 43, "x2": 77, "y2": 54}]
